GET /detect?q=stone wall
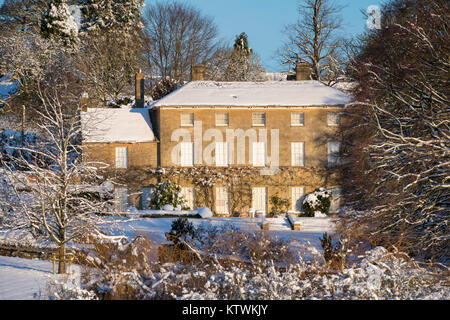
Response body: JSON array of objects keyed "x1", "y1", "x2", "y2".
[
  {"x1": 156, "y1": 107, "x2": 342, "y2": 168},
  {"x1": 83, "y1": 141, "x2": 158, "y2": 168},
  {"x1": 110, "y1": 165, "x2": 341, "y2": 217}
]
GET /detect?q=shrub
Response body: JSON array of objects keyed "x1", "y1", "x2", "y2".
[
  {"x1": 302, "y1": 188, "x2": 331, "y2": 217},
  {"x1": 149, "y1": 180, "x2": 189, "y2": 210},
  {"x1": 165, "y1": 218, "x2": 196, "y2": 246},
  {"x1": 269, "y1": 194, "x2": 289, "y2": 217}
]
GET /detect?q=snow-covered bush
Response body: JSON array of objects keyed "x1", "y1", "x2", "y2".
[
  {"x1": 302, "y1": 188, "x2": 331, "y2": 217},
  {"x1": 149, "y1": 180, "x2": 189, "y2": 210},
  {"x1": 78, "y1": 235, "x2": 449, "y2": 300}
]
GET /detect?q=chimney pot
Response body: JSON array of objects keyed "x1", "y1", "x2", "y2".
[
  {"x1": 135, "y1": 72, "x2": 145, "y2": 108},
  {"x1": 191, "y1": 65, "x2": 205, "y2": 81},
  {"x1": 296, "y1": 63, "x2": 311, "y2": 81}
]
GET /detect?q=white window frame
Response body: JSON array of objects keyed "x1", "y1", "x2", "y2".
[
  {"x1": 252, "y1": 142, "x2": 267, "y2": 167},
  {"x1": 291, "y1": 112, "x2": 305, "y2": 126},
  {"x1": 328, "y1": 142, "x2": 341, "y2": 166},
  {"x1": 115, "y1": 187, "x2": 128, "y2": 212},
  {"x1": 215, "y1": 112, "x2": 229, "y2": 127},
  {"x1": 329, "y1": 187, "x2": 342, "y2": 213},
  {"x1": 215, "y1": 142, "x2": 229, "y2": 167},
  {"x1": 115, "y1": 146, "x2": 128, "y2": 169},
  {"x1": 181, "y1": 187, "x2": 195, "y2": 210},
  {"x1": 252, "y1": 112, "x2": 266, "y2": 127},
  {"x1": 291, "y1": 142, "x2": 305, "y2": 167},
  {"x1": 180, "y1": 142, "x2": 194, "y2": 167},
  {"x1": 216, "y1": 187, "x2": 230, "y2": 215},
  {"x1": 291, "y1": 187, "x2": 306, "y2": 212},
  {"x1": 141, "y1": 186, "x2": 155, "y2": 209},
  {"x1": 180, "y1": 113, "x2": 194, "y2": 127},
  {"x1": 327, "y1": 112, "x2": 340, "y2": 126},
  {"x1": 252, "y1": 187, "x2": 268, "y2": 214}
]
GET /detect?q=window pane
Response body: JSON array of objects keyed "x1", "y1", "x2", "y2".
[
  {"x1": 181, "y1": 187, "x2": 195, "y2": 210},
  {"x1": 115, "y1": 147, "x2": 128, "y2": 169},
  {"x1": 141, "y1": 186, "x2": 155, "y2": 209},
  {"x1": 328, "y1": 142, "x2": 341, "y2": 166},
  {"x1": 115, "y1": 188, "x2": 128, "y2": 212},
  {"x1": 181, "y1": 113, "x2": 194, "y2": 126},
  {"x1": 180, "y1": 142, "x2": 194, "y2": 166},
  {"x1": 292, "y1": 187, "x2": 305, "y2": 212},
  {"x1": 215, "y1": 142, "x2": 229, "y2": 166},
  {"x1": 216, "y1": 187, "x2": 229, "y2": 214},
  {"x1": 291, "y1": 142, "x2": 305, "y2": 166},
  {"x1": 327, "y1": 112, "x2": 340, "y2": 126},
  {"x1": 252, "y1": 187, "x2": 267, "y2": 214},
  {"x1": 329, "y1": 187, "x2": 342, "y2": 213},
  {"x1": 252, "y1": 113, "x2": 265, "y2": 126},
  {"x1": 252, "y1": 142, "x2": 266, "y2": 167},
  {"x1": 291, "y1": 112, "x2": 304, "y2": 126},
  {"x1": 215, "y1": 112, "x2": 229, "y2": 126}
]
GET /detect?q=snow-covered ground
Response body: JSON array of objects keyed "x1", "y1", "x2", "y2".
[
  {"x1": 103, "y1": 216, "x2": 335, "y2": 252},
  {"x1": 0, "y1": 216, "x2": 334, "y2": 299},
  {"x1": 0, "y1": 256, "x2": 80, "y2": 300}
]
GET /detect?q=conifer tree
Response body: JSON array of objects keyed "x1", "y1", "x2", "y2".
[
  {"x1": 79, "y1": 0, "x2": 144, "y2": 34},
  {"x1": 40, "y1": 0, "x2": 79, "y2": 47},
  {"x1": 218, "y1": 32, "x2": 264, "y2": 82}
]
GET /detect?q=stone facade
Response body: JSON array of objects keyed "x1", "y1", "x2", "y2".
[
  {"x1": 103, "y1": 105, "x2": 344, "y2": 216},
  {"x1": 155, "y1": 107, "x2": 342, "y2": 168},
  {"x1": 81, "y1": 70, "x2": 346, "y2": 216},
  {"x1": 83, "y1": 142, "x2": 158, "y2": 168}
]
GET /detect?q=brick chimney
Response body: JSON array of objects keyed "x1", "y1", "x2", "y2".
[
  {"x1": 191, "y1": 65, "x2": 205, "y2": 81},
  {"x1": 135, "y1": 71, "x2": 145, "y2": 108},
  {"x1": 296, "y1": 63, "x2": 311, "y2": 81}
]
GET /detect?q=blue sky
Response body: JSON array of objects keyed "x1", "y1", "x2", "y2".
[
  {"x1": 167, "y1": 0, "x2": 385, "y2": 72},
  {"x1": 0, "y1": 0, "x2": 385, "y2": 72}
]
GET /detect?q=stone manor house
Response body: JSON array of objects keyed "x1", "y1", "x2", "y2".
[{"x1": 81, "y1": 64, "x2": 351, "y2": 216}]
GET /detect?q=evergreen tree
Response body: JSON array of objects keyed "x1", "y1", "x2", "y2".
[
  {"x1": 233, "y1": 32, "x2": 252, "y2": 57},
  {"x1": 219, "y1": 32, "x2": 264, "y2": 81},
  {"x1": 40, "y1": 0, "x2": 79, "y2": 47},
  {"x1": 78, "y1": 0, "x2": 144, "y2": 34}
]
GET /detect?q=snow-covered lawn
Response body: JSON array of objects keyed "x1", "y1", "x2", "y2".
[
  {"x1": 0, "y1": 256, "x2": 79, "y2": 300},
  {"x1": 0, "y1": 216, "x2": 334, "y2": 299},
  {"x1": 103, "y1": 216, "x2": 335, "y2": 252}
]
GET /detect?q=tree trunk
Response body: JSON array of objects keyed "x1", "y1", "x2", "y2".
[{"x1": 58, "y1": 244, "x2": 66, "y2": 274}]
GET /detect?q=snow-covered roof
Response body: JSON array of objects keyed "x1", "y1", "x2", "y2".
[
  {"x1": 152, "y1": 80, "x2": 351, "y2": 107},
  {"x1": 81, "y1": 107, "x2": 155, "y2": 143}
]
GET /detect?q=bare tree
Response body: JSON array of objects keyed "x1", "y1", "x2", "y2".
[
  {"x1": 279, "y1": 0, "x2": 345, "y2": 85},
  {"x1": 0, "y1": 83, "x2": 113, "y2": 274},
  {"x1": 343, "y1": 0, "x2": 449, "y2": 261},
  {"x1": 76, "y1": 31, "x2": 143, "y2": 106},
  {"x1": 142, "y1": 0, "x2": 220, "y2": 82}
]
